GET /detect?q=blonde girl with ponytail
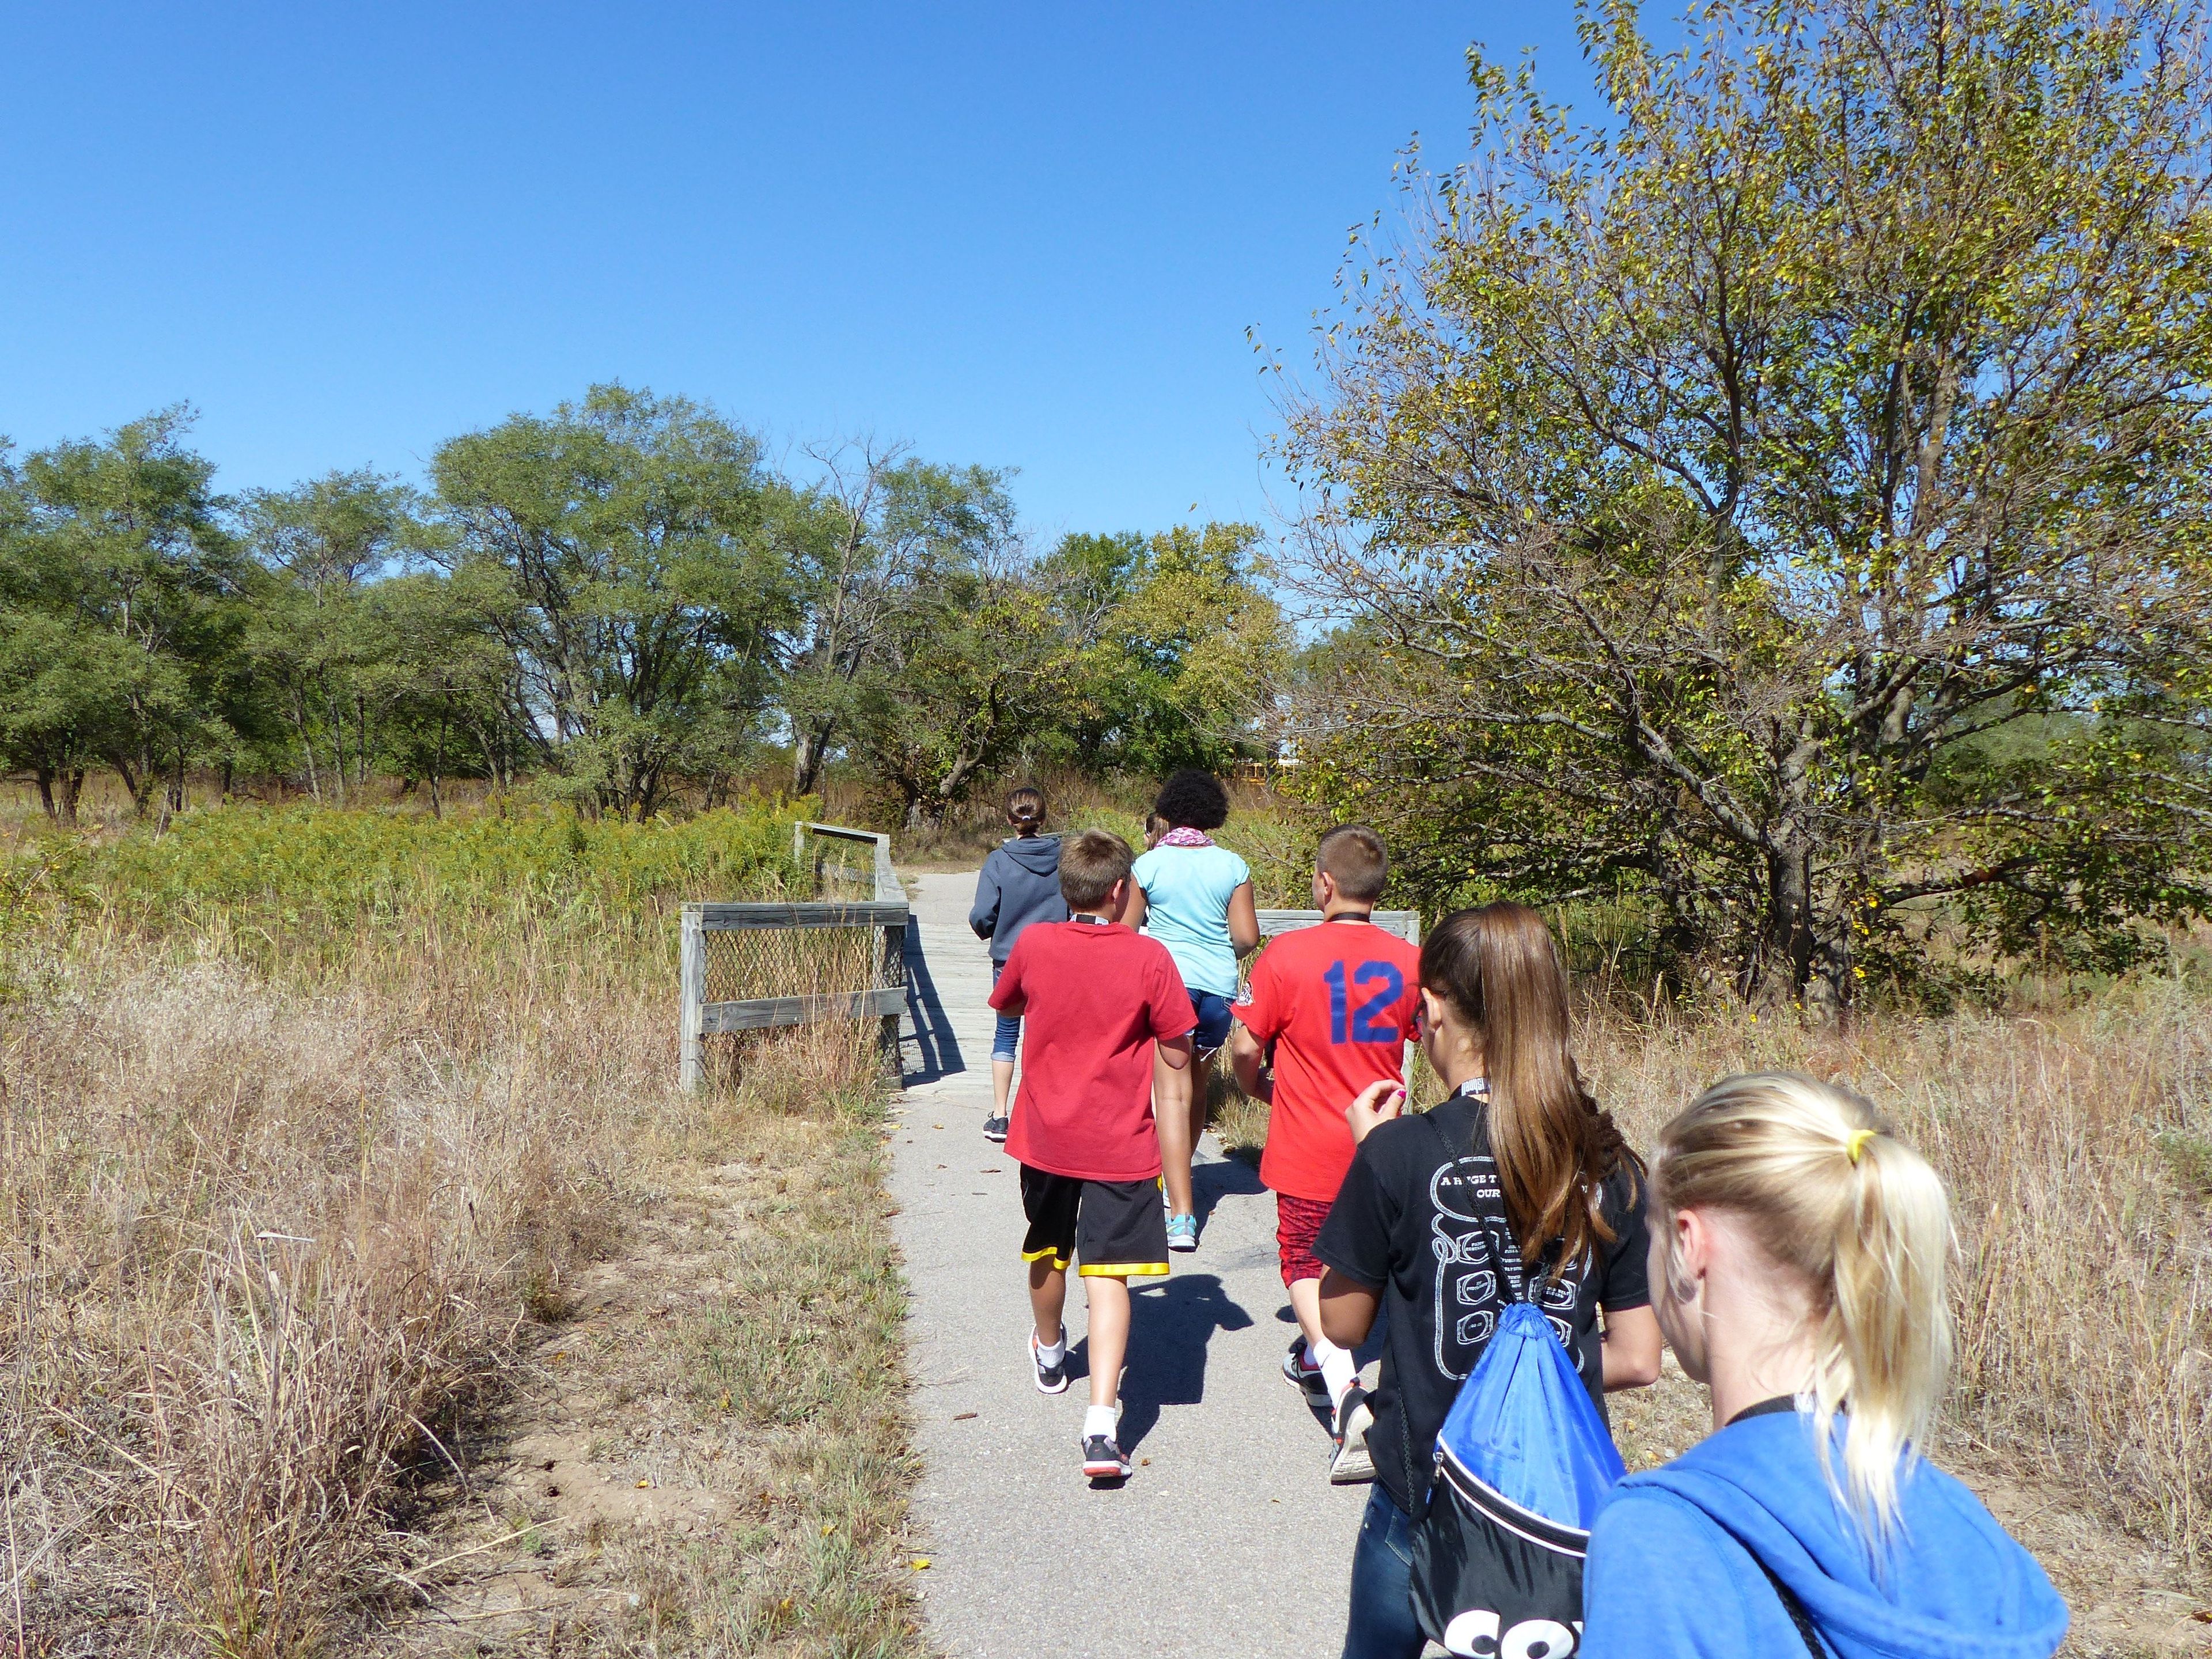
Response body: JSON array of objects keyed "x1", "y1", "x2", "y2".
[{"x1": 1580, "y1": 1074, "x2": 2067, "y2": 1659}]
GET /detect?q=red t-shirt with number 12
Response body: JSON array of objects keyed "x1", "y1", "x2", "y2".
[{"x1": 1233, "y1": 917, "x2": 1422, "y2": 1202}]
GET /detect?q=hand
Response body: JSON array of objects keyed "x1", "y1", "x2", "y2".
[{"x1": 1344, "y1": 1080, "x2": 1407, "y2": 1146}]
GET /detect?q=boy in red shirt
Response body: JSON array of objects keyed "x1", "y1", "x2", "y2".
[
  {"x1": 1229, "y1": 823, "x2": 1419, "y2": 1483},
  {"x1": 989, "y1": 829, "x2": 1196, "y2": 1482}
]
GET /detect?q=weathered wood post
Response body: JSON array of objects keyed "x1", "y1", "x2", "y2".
[
  {"x1": 880, "y1": 912, "x2": 906, "y2": 1073},
  {"x1": 679, "y1": 902, "x2": 706, "y2": 1092}
]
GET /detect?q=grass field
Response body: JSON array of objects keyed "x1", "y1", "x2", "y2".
[
  {"x1": 1, "y1": 802, "x2": 927, "y2": 1657},
  {"x1": 7, "y1": 787, "x2": 2212, "y2": 1654}
]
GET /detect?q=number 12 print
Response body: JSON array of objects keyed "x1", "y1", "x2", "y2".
[{"x1": 1322, "y1": 960, "x2": 1406, "y2": 1044}]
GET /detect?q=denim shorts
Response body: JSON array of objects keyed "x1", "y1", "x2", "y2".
[{"x1": 1188, "y1": 990, "x2": 1234, "y2": 1054}]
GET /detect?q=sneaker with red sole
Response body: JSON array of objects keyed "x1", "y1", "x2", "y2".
[{"x1": 1081, "y1": 1433, "x2": 1132, "y2": 1480}]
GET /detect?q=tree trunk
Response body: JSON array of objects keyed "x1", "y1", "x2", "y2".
[
  {"x1": 114, "y1": 752, "x2": 153, "y2": 819},
  {"x1": 429, "y1": 714, "x2": 449, "y2": 819},
  {"x1": 56, "y1": 770, "x2": 83, "y2": 828},
  {"x1": 296, "y1": 698, "x2": 322, "y2": 803},
  {"x1": 1746, "y1": 840, "x2": 1817, "y2": 1007},
  {"x1": 792, "y1": 721, "x2": 834, "y2": 797},
  {"x1": 473, "y1": 728, "x2": 502, "y2": 792},
  {"x1": 324, "y1": 688, "x2": 349, "y2": 806},
  {"x1": 1804, "y1": 926, "x2": 1851, "y2": 1025},
  {"x1": 34, "y1": 767, "x2": 56, "y2": 823}
]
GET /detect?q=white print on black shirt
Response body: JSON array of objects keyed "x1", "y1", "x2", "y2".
[{"x1": 1427, "y1": 1153, "x2": 1583, "y2": 1383}]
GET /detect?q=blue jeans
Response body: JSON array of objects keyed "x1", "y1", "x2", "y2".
[
  {"x1": 990, "y1": 963, "x2": 1020, "y2": 1063},
  {"x1": 1343, "y1": 1486, "x2": 1426, "y2": 1659}
]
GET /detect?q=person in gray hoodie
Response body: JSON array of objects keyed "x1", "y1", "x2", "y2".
[
  {"x1": 1581, "y1": 1073, "x2": 2067, "y2": 1659},
  {"x1": 969, "y1": 786, "x2": 1066, "y2": 1143}
]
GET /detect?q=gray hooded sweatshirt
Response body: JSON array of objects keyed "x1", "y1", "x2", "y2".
[{"x1": 969, "y1": 835, "x2": 1067, "y2": 964}]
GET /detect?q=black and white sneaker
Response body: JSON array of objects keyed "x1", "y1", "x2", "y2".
[
  {"x1": 1282, "y1": 1335, "x2": 1328, "y2": 1396},
  {"x1": 983, "y1": 1114, "x2": 1010, "y2": 1143},
  {"x1": 1029, "y1": 1331, "x2": 1069, "y2": 1395},
  {"x1": 1330, "y1": 1385, "x2": 1376, "y2": 1484},
  {"x1": 1081, "y1": 1433, "x2": 1131, "y2": 1480}
]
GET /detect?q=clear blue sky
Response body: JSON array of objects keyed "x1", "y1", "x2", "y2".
[{"x1": 1, "y1": 4, "x2": 1589, "y2": 541}]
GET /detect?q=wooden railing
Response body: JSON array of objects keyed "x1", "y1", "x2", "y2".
[
  {"x1": 1256, "y1": 909, "x2": 1421, "y2": 942},
  {"x1": 679, "y1": 824, "x2": 910, "y2": 1091},
  {"x1": 793, "y1": 820, "x2": 902, "y2": 902}
]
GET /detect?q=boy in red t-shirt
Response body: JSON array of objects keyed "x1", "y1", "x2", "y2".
[
  {"x1": 989, "y1": 829, "x2": 1196, "y2": 1482},
  {"x1": 1229, "y1": 823, "x2": 1419, "y2": 1483}
]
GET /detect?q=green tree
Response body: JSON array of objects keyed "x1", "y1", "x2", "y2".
[
  {"x1": 9, "y1": 409, "x2": 256, "y2": 820},
  {"x1": 241, "y1": 469, "x2": 435, "y2": 803},
  {"x1": 778, "y1": 444, "x2": 1024, "y2": 796},
  {"x1": 0, "y1": 441, "x2": 113, "y2": 824},
  {"x1": 846, "y1": 555, "x2": 1076, "y2": 826},
  {"x1": 1283, "y1": 0, "x2": 2212, "y2": 1009},
  {"x1": 1048, "y1": 521, "x2": 1288, "y2": 775},
  {"x1": 431, "y1": 385, "x2": 797, "y2": 817},
  {"x1": 354, "y1": 573, "x2": 514, "y2": 815}
]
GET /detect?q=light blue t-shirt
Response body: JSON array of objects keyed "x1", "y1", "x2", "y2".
[{"x1": 1132, "y1": 843, "x2": 1251, "y2": 997}]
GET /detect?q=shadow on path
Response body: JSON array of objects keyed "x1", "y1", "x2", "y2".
[
  {"x1": 1191, "y1": 1154, "x2": 1266, "y2": 1229},
  {"x1": 1111, "y1": 1272, "x2": 1255, "y2": 1453},
  {"x1": 901, "y1": 918, "x2": 967, "y2": 1085}
]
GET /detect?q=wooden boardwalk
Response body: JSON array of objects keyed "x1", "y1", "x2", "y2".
[{"x1": 888, "y1": 869, "x2": 1374, "y2": 1659}]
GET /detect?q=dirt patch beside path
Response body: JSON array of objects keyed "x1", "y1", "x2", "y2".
[{"x1": 374, "y1": 1094, "x2": 930, "y2": 1657}]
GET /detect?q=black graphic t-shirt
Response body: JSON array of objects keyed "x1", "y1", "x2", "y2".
[{"x1": 1315, "y1": 1084, "x2": 1650, "y2": 1515}]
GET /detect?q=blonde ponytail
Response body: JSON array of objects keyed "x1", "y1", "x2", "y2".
[{"x1": 1654, "y1": 1074, "x2": 1953, "y2": 1539}]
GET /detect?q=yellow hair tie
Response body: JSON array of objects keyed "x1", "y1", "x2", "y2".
[{"x1": 1845, "y1": 1127, "x2": 1876, "y2": 1165}]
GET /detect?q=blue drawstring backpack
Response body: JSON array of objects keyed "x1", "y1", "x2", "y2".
[{"x1": 1399, "y1": 1113, "x2": 1626, "y2": 1659}]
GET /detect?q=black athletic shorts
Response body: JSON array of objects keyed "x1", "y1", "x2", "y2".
[{"x1": 1018, "y1": 1165, "x2": 1170, "y2": 1279}]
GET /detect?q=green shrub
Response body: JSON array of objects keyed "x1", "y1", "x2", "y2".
[{"x1": 63, "y1": 799, "x2": 806, "y2": 979}]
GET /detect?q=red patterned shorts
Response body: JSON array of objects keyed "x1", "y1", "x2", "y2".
[{"x1": 1275, "y1": 1192, "x2": 1333, "y2": 1287}]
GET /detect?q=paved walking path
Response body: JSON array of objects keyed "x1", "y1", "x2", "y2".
[{"x1": 891, "y1": 869, "x2": 1373, "y2": 1659}]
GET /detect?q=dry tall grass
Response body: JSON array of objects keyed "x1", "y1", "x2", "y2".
[
  {"x1": 0, "y1": 805, "x2": 919, "y2": 1657},
  {"x1": 1581, "y1": 986, "x2": 2212, "y2": 1566}
]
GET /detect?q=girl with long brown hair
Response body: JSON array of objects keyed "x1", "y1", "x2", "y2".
[{"x1": 1315, "y1": 902, "x2": 1661, "y2": 1659}]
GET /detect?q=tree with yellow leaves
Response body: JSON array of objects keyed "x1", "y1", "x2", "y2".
[{"x1": 1282, "y1": 0, "x2": 2212, "y2": 1010}]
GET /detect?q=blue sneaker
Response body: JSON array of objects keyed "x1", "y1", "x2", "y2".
[{"x1": 1166, "y1": 1213, "x2": 1199, "y2": 1253}]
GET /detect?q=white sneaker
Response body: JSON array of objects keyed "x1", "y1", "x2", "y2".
[{"x1": 1330, "y1": 1385, "x2": 1376, "y2": 1484}]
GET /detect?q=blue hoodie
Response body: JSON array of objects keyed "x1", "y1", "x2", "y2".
[
  {"x1": 1581, "y1": 1406, "x2": 2067, "y2": 1659},
  {"x1": 969, "y1": 835, "x2": 1067, "y2": 964}
]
